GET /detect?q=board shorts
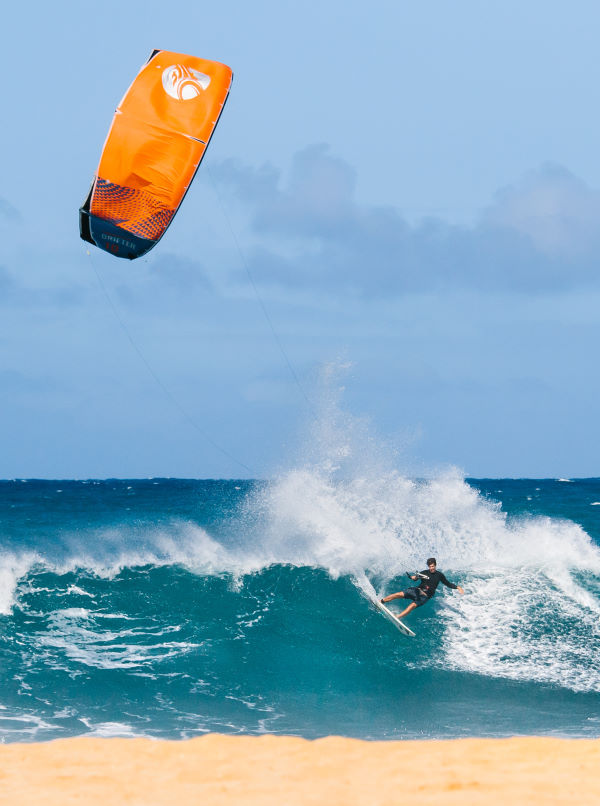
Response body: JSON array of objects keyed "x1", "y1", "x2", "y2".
[{"x1": 403, "y1": 587, "x2": 430, "y2": 607}]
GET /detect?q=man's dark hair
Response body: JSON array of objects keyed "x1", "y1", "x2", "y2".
[{"x1": 427, "y1": 557, "x2": 437, "y2": 566}]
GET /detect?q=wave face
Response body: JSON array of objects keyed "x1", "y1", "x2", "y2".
[{"x1": 0, "y1": 472, "x2": 599, "y2": 743}]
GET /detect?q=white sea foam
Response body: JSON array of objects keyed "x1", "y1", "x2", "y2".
[
  {"x1": 65, "y1": 585, "x2": 95, "y2": 598},
  {"x1": 78, "y1": 719, "x2": 143, "y2": 738},
  {"x1": 0, "y1": 552, "x2": 40, "y2": 615},
  {"x1": 0, "y1": 712, "x2": 55, "y2": 739},
  {"x1": 439, "y1": 570, "x2": 600, "y2": 692},
  {"x1": 36, "y1": 608, "x2": 198, "y2": 671}
]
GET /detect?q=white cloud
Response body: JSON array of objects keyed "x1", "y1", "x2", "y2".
[
  {"x1": 483, "y1": 164, "x2": 600, "y2": 258},
  {"x1": 211, "y1": 148, "x2": 600, "y2": 296}
]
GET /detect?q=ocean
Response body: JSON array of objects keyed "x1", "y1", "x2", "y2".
[{"x1": 0, "y1": 473, "x2": 599, "y2": 743}]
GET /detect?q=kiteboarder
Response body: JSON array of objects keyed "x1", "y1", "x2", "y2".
[{"x1": 381, "y1": 558, "x2": 464, "y2": 620}]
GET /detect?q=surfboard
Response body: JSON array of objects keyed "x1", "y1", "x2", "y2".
[{"x1": 372, "y1": 598, "x2": 416, "y2": 637}]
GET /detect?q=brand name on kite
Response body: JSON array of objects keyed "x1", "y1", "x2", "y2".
[
  {"x1": 162, "y1": 65, "x2": 211, "y2": 100},
  {"x1": 101, "y1": 233, "x2": 136, "y2": 250}
]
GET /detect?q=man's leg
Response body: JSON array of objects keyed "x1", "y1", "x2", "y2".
[
  {"x1": 381, "y1": 592, "x2": 405, "y2": 603},
  {"x1": 396, "y1": 601, "x2": 417, "y2": 620}
]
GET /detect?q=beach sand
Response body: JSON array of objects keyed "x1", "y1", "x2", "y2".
[{"x1": 0, "y1": 735, "x2": 599, "y2": 805}]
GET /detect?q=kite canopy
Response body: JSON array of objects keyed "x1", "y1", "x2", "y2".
[{"x1": 80, "y1": 50, "x2": 232, "y2": 260}]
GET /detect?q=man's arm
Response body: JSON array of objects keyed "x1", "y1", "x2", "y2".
[{"x1": 439, "y1": 572, "x2": 464, "y2": 595}]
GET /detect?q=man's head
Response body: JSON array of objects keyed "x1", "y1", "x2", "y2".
[{"x1": 427, "y1": 557, "x2": 437, "y2": 570}]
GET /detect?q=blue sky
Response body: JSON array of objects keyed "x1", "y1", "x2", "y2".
[{"x1": 2, "y1": 0, "x2": 600, "y2": 478}]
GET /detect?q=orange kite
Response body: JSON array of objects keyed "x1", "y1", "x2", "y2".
[{"x1": 80, "y1": 50, "x2": 232, "y2": 259}]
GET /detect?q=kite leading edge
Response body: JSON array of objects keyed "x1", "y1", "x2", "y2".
[{"x1": 80, "y1": 50, "x2": 232, "y2": 260}]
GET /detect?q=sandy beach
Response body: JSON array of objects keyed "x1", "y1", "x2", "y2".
[{"x1": 0, "y1": 734, "x2": 599, "y2": 805}]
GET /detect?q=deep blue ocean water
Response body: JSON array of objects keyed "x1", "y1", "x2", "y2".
[{"x1": 0, "y1": 474, "x2": 599, "y2": 743}]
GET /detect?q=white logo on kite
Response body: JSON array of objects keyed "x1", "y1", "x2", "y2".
[{"x1": 162, "y1": 65, "x2": 211, "y2": 100}]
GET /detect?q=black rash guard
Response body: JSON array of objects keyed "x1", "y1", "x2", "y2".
[{"x1": 417, "y1": 569, "x2": 458, "y2": 599}]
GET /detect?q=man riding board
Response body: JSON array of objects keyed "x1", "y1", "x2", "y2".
[{"x1": 381, "y1": 557, "x2": 464, "y2": 621}]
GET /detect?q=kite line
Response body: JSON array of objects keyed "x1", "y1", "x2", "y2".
[{"x1": 85, "y1": 247, "x2": 254, "y2": 475}]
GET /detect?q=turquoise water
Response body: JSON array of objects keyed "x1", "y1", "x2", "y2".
[{"x1": 0, "y1": 475, "x2": 599, "y2": 743}]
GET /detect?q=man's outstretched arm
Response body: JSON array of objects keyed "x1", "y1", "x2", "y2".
[{"x1": 440, "y1": 572, "x2": 464, "y2": 594}]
